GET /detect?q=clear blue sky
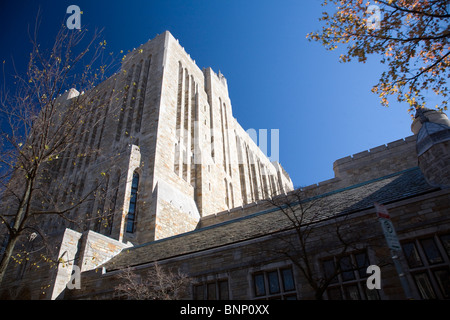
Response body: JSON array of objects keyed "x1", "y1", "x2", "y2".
[{"x1": 0, "y1": 0, "x2": 421, "y2": 188}]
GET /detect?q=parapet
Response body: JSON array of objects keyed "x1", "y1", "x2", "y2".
[
  {"x1": 199, "y1": 135, "x2": 420, "y2": 228},
  {"x1": 203, "y1": 67, "x2": 229, "y2": 95},
  {"x1": 333, "y1": 135, "x2": 418, "y2": 186}
]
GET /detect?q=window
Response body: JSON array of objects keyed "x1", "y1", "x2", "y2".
[
  {"x1": 340, "y1": 256, "x2": 355, "y2": 281},
  {"x1": 267, "y1": 271, "x2": 280, "y2": 294},
  {"x1": 323, "y1": 258, "x2": 338, "y2": 284},
  {"x1": 420, "y1": 238, "x2": 443, "y2": 264},
  {"x1": 281, "y1": 268, "x2": 295, "y2": 291},
  {"x1": 252, "y1": 267, "x2": 296, "y2": 300},
  {"x1": 322, "y1": 251, "x2": 379, "y2": 300},
  {"x1": 440, "y1": 234, "x2": 450, "y2": 257},
  {"x1": 402, "y1": 234, "x2": 450, "y2": 299},
  {"x1": 403, "y1": 242, "x2": 423, "y2": 268},
  {"x1": 193, "y1": 279, "x2": 229, "y2": 300},
  {"x1": 126, "y1": 171, "x2": 139, "y2": 233},
  {"x1": 254, "y1": 274, "x2": 266, "y2": 297}
]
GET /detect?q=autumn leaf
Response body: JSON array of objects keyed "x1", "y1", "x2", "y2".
[{"x1": 308, "y1": 0, "x2": 450, "y2": 113}]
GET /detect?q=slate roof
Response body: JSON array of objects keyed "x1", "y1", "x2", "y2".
[{"x1": 103, "y1": 167, "x2": 437, "y2": 271}]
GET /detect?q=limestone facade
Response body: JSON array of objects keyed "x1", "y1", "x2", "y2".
[{"x1": 30, "y1": 31, "x2": 293, "y2": 246}]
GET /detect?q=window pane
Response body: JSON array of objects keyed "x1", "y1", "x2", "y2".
[
  {"x1": 355, "y1": 252, "x2": 370, "y2": 278},
  {"x1": 439, "y1": 234, "x2": 450, "y2": 258},
  {"x1": 402, "y1": 242, "x2": 423, "y2": 268},
  {"x1": 126, "y1": 172, "x2": 139, "y2": 234},
  {"x1": 268, "y1": 271, "x2": 280, "y2": 294},
  {"x1": 344, "y1": 285, "x2": 361, "y2": 300},
  {"x1": 420, "y1": 238, "x2": 443, "y2": 264},
  {"x1": 126, "y1": 220, "x2": 134, "y2": 233},
  {"x1": 339, "y1": 256, "x2": 355, "y2": 281},
  {"x1": 218, "y1": 280, "x2": 229, "y2": 300},
  {"x1": 207, "y1": 283, "x2": 216, "y2": 300},
  {"x1": 413, "y1": 272, "x2": 436, "y2": 299},
  {"x1": 323, "y1": 259, "x2": 338, "y2": 284},
  {"x1": 132, "y1": 173, "x2": 139, "y2": 188},
  {"x1": 327, "y1": 287, "x2": 343, "y2": 300},
  {"x1": 433, "y1": 269, "x2": 450, "y2": 299},
  {"x1": 254, "y1": 274, "x2": 266, "y2": 297},
  {"x1": 194, "y1": 285, "x2": 204, "y2": 300},
  {"x1": 281, "y1": 268, "x2": 295, "y2": 292}
]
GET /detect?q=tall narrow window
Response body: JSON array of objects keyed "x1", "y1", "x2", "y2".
[
  {"x1": 229, "y1": 182, "x2": 234, "y2": 208},
  {"x1": 126, "y1": 60, "x2": 143, "y2": 136},
  {"x1": 224, "y1": 103, "x2": 232, "y2": 176},
  {"x1": 174, "y1": 62, "x2": 184, "y2": 176},
  {"x1": 220, "y1": 98, "x2": 227, "y2": 173},
  {"x1": 190, "y1": 79, "x2": 197, "y2": 188},
  {"x1": 108, "y1": 170, "x2": 121, "y2": 236},
  {"x1": 116, "y1": 64, "x2": 135, "y2": 142},
  {"x1": 135, "y1": 55, "x2": 152, "y2": 133},
  {"x1": 95, "y1": 91, "x2": 111, "y2": 161},
  {"x1": 245, "y1": 146, "x2": 255, "y2": 202},
  {"x1": 126, "y1": 171, "x2": 139, "y2": 233},
  {"x1": 224, "y1": 179, "x2": 229, "y2": 208},
  {"x1": 209, "y1": 102, "x2": 214, "y2": 159},
  {"x1": 182, "y1": 69, "x2": 190, "y2": 181}
]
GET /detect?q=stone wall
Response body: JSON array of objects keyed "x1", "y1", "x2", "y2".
[
  {"x1": 77, "y1": 230, "x2": 132, "y2": 273},
  {"x1": 0, "y1": 228, "x2": 131, "y2": 300},
  {"x1": 50, "y1": 229, "x2": 83, "y2": 300},
  {"x1": 333, "y1": 135, "x2": 418, "y2": 186},
  {"x1": 418, "y1": 140, "x2": 450, "y2": 188},
  {"x1": 145, "y1": 31, "x2": 293, "y2": 240},
  {"x1": 200, "y1": 134, "x2": 421, "y2": 229},
  {"x1": 64, "y1": 188, "x2": 450, "y2": 300}
]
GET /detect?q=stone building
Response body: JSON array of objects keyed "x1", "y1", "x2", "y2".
[
  {"x1": 2, "y1": 30, "x2": 293, "y2": 245},
  {"x1": 0, "y1": 31, "x2": 449, "y2": 300},
  {"x1": 0, "y1": 31, "x2": 292, "y2": 298}
]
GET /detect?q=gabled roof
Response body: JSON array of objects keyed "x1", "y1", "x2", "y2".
[{"x1": 103, "y1": 167, "x2": 437, "y2": 271}]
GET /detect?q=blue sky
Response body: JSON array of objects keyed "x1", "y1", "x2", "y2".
[{"x1": 0, "y1": 0, "x2": 420, "y2": 188}]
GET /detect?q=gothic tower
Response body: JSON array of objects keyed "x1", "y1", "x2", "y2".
[
  {"x1": 39, "y1": 31, "x2": 293, "y2": 246},
  {"x1": 411, "y1": 107, "x2": 450, "y2": 188}
]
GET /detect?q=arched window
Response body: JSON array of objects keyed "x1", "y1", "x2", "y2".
[{"x1": 126, "y1": 171, "x2": 139, "y2": 233}]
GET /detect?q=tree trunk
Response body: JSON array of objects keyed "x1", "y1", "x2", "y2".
[
  {"x1": 0, "y1": 233, "x2": 19, "y2": 285},
  {"x1": 0, "y1": 178, "x2": 33, "y2": 285},
  {"x1": 314, "y1": 288, "x2": 325, "y2": 300}
]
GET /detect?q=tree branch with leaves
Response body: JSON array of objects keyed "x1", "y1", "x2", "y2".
[
  {"x1": 0, "y1": 17, "x2": 118, "y2": 285},
  {"x1": 307, "y1": 0, "x2": 450, "y2": 113},
  {"x1": 265, "y1": 188, "x2": 375, "y2": 299},
  {"x1": 114, "y1": 263, "x2": 191, "y2": 300}
]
